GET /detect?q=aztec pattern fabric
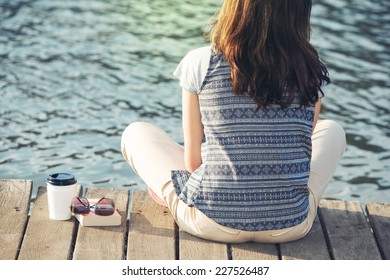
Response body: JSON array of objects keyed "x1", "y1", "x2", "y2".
[{"x1": 172, "y1": 49, "x2": 314, "y2": 231}]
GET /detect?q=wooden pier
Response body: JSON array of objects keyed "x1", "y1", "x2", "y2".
[{"x1": 0, "y1": 179, "x2": 389, "y2": 260}]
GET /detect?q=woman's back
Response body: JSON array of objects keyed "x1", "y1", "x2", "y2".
[{"x1": 172, "y1": 47, "x2": 314, "y2": 231}]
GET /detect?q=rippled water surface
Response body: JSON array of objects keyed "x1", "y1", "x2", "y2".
[{"x1": 1, "y1": 0, "x2": 389, "y2": 203}]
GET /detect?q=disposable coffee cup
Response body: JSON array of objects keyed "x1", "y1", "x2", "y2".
[{"x1": 46, "y1": 173, "x2": 77, "y2": 220}]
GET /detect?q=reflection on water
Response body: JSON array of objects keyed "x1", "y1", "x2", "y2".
[{"x1": 0, "y1": 0, "x2": 389, "y2": 203}]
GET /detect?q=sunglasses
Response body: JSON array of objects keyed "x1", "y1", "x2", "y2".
[{"x1": 71, "y1": 197, "x2": 115, "y2": 216}]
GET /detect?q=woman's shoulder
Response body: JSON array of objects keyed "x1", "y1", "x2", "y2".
[
  {"x1": 174, "y1": 46, "x2": 212, "y2": 94},
  {"x1": 185, "y1": 45, "x2": 212, "y2": 58},
  {"x1": 181, "y1": 45, "x2": 212, "y2": 66}
]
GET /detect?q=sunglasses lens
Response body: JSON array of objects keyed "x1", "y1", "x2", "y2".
[
  {"x1": 71, "y1": 197, "x2": 90, "y2": 215},
  {"x1": 94, "y1": 198, "x2": 115, "y2": 216}
]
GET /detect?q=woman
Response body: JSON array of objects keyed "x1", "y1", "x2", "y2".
[{"x1": 121, "y1": 0, "x2": 346, "y2": 243}]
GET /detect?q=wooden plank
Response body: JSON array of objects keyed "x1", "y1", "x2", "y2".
[
  {"x1": 280, "y1": 215, "x2": 330, "y2": 260},
  {"x1": 127, "y1": 190, "x2": 175, "y2": 259},
  {"x1": 72, "y1": 187, "x2": 129, "y2": 260},
  {"x1": 231, "y1": 243, "x2": 279, "y2": 260},
  {"x1": 319, "y1": 200, "x2": 382, "y2": 260},
  {"x1": 18, "y1": 185, "x2": 81, "y2": 260},
  {"x1": 179, "y1": 230, "x2": 228, "y2": 260},
  {"x1": 366, "y1": 203, "x2": 390, "y2": 260},
  {"x1": 0, "y1": 179, "x2": 32, "y2": 260}
]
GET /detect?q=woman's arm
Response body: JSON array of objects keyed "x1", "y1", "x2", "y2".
[
  {"x1": 182, "y1": 89, "x2": 204, "y2": 173},
  {"x1": 312, "y1": 98, "x2": 321, "y2": 133}
]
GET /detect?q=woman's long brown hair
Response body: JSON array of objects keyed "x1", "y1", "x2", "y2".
[{"x1": 208, "y1": 0, "x2": 330, "y2": 108}]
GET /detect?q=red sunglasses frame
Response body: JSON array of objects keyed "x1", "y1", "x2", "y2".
[{"x1": 71, "y1": 197, "x2": 115, "y2": 216}]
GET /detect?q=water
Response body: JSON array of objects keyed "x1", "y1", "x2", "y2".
[{"x1": 1, "y1": 0, "x2": 389, "y2": 204}]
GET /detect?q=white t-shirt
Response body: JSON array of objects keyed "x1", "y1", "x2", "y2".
[
  {"x1": 173, "y1": 46, "x2": 211, "y2": 94},
  {"x1": 173, "y1": 45, "x2": 328, "y2": 97}
]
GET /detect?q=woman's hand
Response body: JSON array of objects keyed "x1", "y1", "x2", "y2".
[{"x1": 182, "y1": 89, "x2": 204, "y2": 173}]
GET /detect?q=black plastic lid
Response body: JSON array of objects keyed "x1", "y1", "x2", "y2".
[{"x1": 47, "y1": 173, "x2": 77, "y2": 186}]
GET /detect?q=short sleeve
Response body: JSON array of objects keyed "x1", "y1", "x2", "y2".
[{"x1": 173, "y1": 46, "x2": 211, "y2": 94}]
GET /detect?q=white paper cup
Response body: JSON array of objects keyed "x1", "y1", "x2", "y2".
[{"x1": 46, "y1": 173, "x2": 77, "y2": 220}]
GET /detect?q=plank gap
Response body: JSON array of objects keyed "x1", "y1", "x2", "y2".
[
  {"x1": 22, "y1": 181, "x2": 34, "y2": 258},
  {"x1": 318, "y1": 206, "x2": 335, "y2": 260},
  {"x1": 368, "y1": 218, "x2": 386, "y2": 260},
  {"x1": 68, "y1": 185, "x2": 83, "y2": 260},
  {"x1": 365, "y1": 213, "x2": 385, "y2": 260},
  {"x1": 366, "y1": 203, "x2": 390, "y2": 260},
  {"x1": 122, "y1": 190, "x2": 132, "y2": 260},
  {"x1": 226, "y1": 244, "x2": 232, "y2": 260},
  {"x1": 68, "y1": 219, "x2": 80, "y2": 260},
  {"x1": 123, "y1": 217, "x2": 130, "y2": 260},
  {"x1": 174, "y1": 223, "x2": 180, "y2": 260},
  {"x1": 0, "y1": 179, "x2": 33, "y2": 260},
  {"x1": 276, "y1": 244, "x2": 282, "y2": 260},
  {"x1": 15, "y1": 214, "x2": 30, "y2": 260}
]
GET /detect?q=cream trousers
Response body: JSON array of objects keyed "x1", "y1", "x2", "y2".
[{"x1": 121, "y1": 120, "x2": 346, "y2": 243}]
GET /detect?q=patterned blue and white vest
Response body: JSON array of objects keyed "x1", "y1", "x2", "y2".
[{"x1": 172, "y1": 48, "x2": 314, "y2": 231}]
